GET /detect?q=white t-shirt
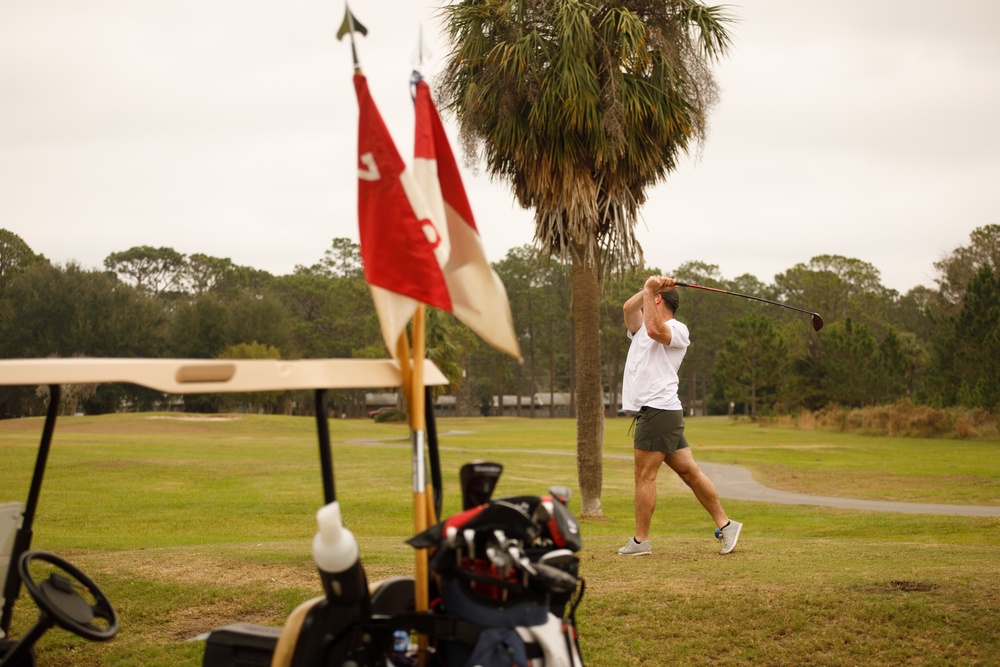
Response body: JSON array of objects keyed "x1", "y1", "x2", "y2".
[{"x1": 621, "y1": 318, "x2": 690, "y2": 412}]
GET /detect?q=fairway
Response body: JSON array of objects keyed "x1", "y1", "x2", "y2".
[{"x1": 1, "y1": 414, "x2": 998, "y2": 666}]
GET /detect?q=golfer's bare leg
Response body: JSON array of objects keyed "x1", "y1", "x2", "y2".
[
  {"x1": 663, "y1": 448, "x2": 729, "y2": 529},
  {"x1": 633, "y1": 449, "x2": 665, "y2": 542}
]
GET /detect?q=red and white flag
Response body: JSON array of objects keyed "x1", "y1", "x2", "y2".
[
  {"x1": 354, "y1": 73, "x2": 451, "y2": 355},
  {"x1": 353, "y1": 72, "x2": 520, "y2": 361},
  {"x1": 411, "y1": 78, "x2": 521, "y2": 360}
]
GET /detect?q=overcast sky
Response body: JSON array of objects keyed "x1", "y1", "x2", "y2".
[{"x1": 2, "y1": 1, "x2": 998, "y2": 295}]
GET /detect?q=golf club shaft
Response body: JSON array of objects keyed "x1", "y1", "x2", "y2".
[{"x1": 674, "y1": 281, "x2": 824, "y2": 328}]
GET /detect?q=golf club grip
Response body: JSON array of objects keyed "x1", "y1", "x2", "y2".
[{"x1": 675, "y1": 281, "x2": 726, "y2": 294}]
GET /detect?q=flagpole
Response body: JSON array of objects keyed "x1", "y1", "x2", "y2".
[
  {"x1": 395, "y1": 333, "x2": 412, "y2": 403},
  {"x1": 393, "y1": 316, "x2": 433, "y2": 664},
  {"x1": 408, "y1": 305, "x2": 432, "y2": 663}
]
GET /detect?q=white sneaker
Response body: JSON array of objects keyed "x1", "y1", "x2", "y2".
[
  {"x1": 617, "y1": 538, "x2": 651, "y2": 556},
  {"x1": 717, "y1": 521, "x2": 743, "y2": 555}
]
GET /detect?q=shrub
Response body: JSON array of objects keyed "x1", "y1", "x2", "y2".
[
  {"x1": 904, "y1": 405, "x2": 951, "y2": 437},
  {"x1": 769, "y1": 400, "x2": 998, "y2": 439}
]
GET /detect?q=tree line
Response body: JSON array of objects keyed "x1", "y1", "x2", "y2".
[{"x1": 1, "y1": 225, "x2": 997, "y2": 419}]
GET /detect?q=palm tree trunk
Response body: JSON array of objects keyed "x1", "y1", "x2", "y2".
[
  {"x1": 571, "y1": 243, "x2": 604, "y2": 517},
  {"x1": 607, "y1": 356, "x2": 621, "y2": 419},
  {"x1": 529, "y1": 308, "x2": 537, "y2": 419},
  {"x1": 687, "y1": 368, "x2": 696, "y2": 416}
]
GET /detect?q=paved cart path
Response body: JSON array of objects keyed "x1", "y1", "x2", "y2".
[{"x1": 696, "y1": 462, "x2": 1000, "y2": 518}]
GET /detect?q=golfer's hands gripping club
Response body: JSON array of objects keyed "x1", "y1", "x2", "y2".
[{"x1": 645, "y1": 274, "x2": 676, "y2": 293}]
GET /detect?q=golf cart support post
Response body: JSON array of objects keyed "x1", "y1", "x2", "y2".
[{"x1": 0, "y1": 357, "x2": 448, "y2": 641}]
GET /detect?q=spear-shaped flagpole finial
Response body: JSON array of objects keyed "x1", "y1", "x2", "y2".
[
  {"x1": 336, "y1": 3, "x2": 368, "y2": 72},
  {"x1": 412, "y1": 24, "x2": 433, "y2": 70},
  {"x1": 418, "y1": 25, "x2": 425, "y2": 68}
]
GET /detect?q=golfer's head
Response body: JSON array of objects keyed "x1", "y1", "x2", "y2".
[{"x1": 659, "y1": 289, "x2": 680, "y2": 314}]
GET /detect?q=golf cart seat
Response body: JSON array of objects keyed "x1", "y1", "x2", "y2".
[
  {"x1": 271, "y1": 576, "x2": 416, "y2": 667},
  {"x1": 204, "y1": 577, "x2": 416, "y2": 667}
]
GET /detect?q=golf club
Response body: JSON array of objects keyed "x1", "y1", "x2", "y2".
[{"x1": 674, "y1": 282, "x2": 825, "y2": 331}]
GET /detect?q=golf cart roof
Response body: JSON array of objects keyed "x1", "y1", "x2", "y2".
[{"x1": 0, "y1": 358, "x2": 447, "y2": 393}]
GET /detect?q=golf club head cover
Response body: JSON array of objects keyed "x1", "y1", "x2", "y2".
[
  {"x1": 543, "y1": 499, "x2": 582, "y2": 552},
  {"x1": 460, "y1": 461, "x2": 504, "y2": 510}
]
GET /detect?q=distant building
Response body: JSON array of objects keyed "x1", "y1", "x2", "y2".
[{"x1": 363, "y1": 391, "x2": 649, "y2": 418}]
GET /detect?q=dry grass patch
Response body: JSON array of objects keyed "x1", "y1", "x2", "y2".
[{"x1": 73, "y1": 544, "x2": 317, "y2": 591}]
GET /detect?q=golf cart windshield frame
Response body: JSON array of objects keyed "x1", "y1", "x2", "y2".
[{"x1": 0, "y1": 357, "x2": 448, "y2": 638}]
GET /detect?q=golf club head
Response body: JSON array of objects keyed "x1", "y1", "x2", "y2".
[
  {"x1": 811, "y1": 313, "x2": 824, "y2": 331},
  {"x1": 530, "y1": 561, "x2": 578, "y2": 594},
  {"x1": 459, "y1": 461, "x2": 503, "y2": 510}
]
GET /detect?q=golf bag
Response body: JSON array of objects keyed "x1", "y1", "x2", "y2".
[{"x1": 404, "y1": 491, "x2": 586, "y2": 667}]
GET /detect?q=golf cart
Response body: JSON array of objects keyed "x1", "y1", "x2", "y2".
[{"x1": 0, "y1": 358, "x2": 585, "y2": 666}]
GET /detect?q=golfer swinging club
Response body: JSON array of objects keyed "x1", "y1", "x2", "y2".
[{"x1": 618, "y1": 274, "x2": 743, "y2": 556}]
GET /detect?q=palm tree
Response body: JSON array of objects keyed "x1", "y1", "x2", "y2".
[{"x1": 438, "y1": 0, "x2": 733, "y2": 516}]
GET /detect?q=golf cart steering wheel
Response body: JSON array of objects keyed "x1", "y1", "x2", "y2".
[{"x1": 18, "y1": 550, "x2": 119, "y2": 642}]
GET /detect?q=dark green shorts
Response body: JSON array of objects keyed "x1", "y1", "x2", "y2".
[{"x1": 633, "y1": 407, "x2": 689, "y2": 454}]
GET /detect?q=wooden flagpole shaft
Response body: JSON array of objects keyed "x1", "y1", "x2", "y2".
[
  {"x1": 409, "y1": 306, "x2": 431, "y2": 663},
  {"x1": 410, "y1": 306, "x2": 426, "y2": 432},
  {"x1": 411, "y1": 310, "x2": 429, "y2": 529},
  {"x1": 395, "y1": 334, "x2": 412, "y2": 404}
]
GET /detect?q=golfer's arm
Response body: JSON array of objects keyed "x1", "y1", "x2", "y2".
[
  {"x1": 643, "y1": 290, "x2": 672, "y2": 345},
  {"x1": 623, "y1": 290, "x2": 644, "y2": 334}
]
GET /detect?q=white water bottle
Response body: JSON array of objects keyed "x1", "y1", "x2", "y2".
[{"x1": 312, "y1": 501, "x2": 368, "y2": 606}]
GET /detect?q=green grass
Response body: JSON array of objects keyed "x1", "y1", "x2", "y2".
[{"x1": 1, "y1": 414, "x2": 998, "y2": 665}]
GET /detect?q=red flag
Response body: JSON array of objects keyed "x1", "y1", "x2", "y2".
[
  {"x1": 412, "y1": 79, "x2": 522, "y2": 360},
  {"x1": 354, "y1": 73, "x2": 451, "y2": 354}
]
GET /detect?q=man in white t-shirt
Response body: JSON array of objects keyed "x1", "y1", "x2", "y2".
[{"x1": 618, "y1": 274, "x2": 743, "y2": 556}]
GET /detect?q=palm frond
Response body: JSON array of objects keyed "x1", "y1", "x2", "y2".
[{"x1": 437, "y1": 0, "x2": 735, "y2": 268}]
